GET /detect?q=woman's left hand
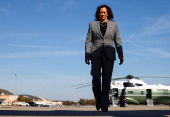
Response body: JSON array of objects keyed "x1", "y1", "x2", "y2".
[{"x1": 119, "y1": 57, "x2": 124, "y2": 65}]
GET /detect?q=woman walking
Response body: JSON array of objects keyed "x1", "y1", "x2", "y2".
[{"x1": 85, "y1": 4, "x2": 124, "y2": 112}]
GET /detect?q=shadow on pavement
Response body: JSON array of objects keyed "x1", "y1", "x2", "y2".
[{"x1": 0, "y1": 110, "x2": 170, "y2": 117}]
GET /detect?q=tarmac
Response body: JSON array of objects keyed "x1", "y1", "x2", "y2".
[{"x1": 0, "y1": 105, "x2": 170, "y2": 117}]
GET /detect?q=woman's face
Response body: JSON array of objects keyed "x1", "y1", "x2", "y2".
[{"x1": 99, "y1": 7, "x2": 108, "y2": 21}]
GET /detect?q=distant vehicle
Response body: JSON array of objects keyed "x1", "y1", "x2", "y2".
[
  {"x1": 18, "y1": 102, "x2": 29, "y2": 106},
  {"x1": 28, "y1": 102, "x2": 38, "y2": 107},
  {"x1": 43, "y1": 104, "x2": 49, "y2": 107},
  {"x1": 76, "y1": 103, "x2": 81, "y2": 107},
  {"x1": 56, "y1": 104, "x2": 62, "y2": 106},
  {"x1": 49, "y1": 104, "x2": 55, "y2": 106},
  {"x1": 1, "y1": 103, "x2": 8, "y2": 105},
  {"x1": 35, "y1": 102, "x2": 49, "y2": 107},
  {"x1": 49, "y1": 104, "x2": 62, "y2": 106}
]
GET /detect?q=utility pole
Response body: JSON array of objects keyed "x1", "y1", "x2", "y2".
[
  {"x1": 66, "y1": 96, "x2": 67, "y2": 106},
  {"x1": 15, "y1": 73, "x2": 17, "y2": 106},
  {"x1": 42, "y1": 85, "x2": 44, "y2": 102}
]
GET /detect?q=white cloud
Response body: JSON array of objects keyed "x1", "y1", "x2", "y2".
[
  {"x1": 146, "y1": 48, "x2": 170, "y2": 57},
  {"x1": 0, "y1": 32, "x2": 80, "y2": 40},
  {"x1": 35, "y1": 1, "x2": 52, "y2": 11},
  {"x1": 8, "y1": 44, "x2": 73, "y2": 49},
  {"x1": 0, "y1": 8, "x2": 9, "y2": 14},
  {"x1": 0, "y1": 51, "x2": 83, "y2": 58},
  {"x1": 129, "y1": 34, "x2": 135, "y2": 38},
  {"x1": 33, "y1": 0, "x2": 77, "y2": 11},
  {"x1": 58, "y1": 0, "x2": 77, "y2": 10},
  {"x1": 0, "y1": 32, "x2": 58, "y2": 37},
  {"x1": 142, "y1": 15, "x2": 170, "y2": 36},
  {"x1": 125, "y1": 44, "x2": 170, "y2": 58},
  {"x1": 72, "y1": 35, "x2": 86, "y2": 42},
  {"x1": 130, "y1": 15, "x2": 170, "y2": 38},
  {"x1": 40, "y1": 72, "x2": 90, "y2": 82}
]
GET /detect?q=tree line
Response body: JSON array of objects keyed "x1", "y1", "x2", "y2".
[
  {"x1": 17, "y1": 96, "x2": 96, "y2": 106},
  {"x1": 17, "y1": 96, "x2": 32, "y2": 102},
  {"x1": 63, "y1": 98, "x2": 96, "y2": 106}
]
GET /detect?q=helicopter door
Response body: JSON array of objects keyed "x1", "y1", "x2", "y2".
[
  {"x1": 112, "y1": 88, "x2": 118, "y2": 99},
  {"x1": 146, "y1": 89, "x2": 153, "y2": 106},
  {"x1": 146, "y1": 89, "x2": 152, "y2": 99},
  {"x1": 111, "y1": 88, "x2": 119, "y2": 106}
]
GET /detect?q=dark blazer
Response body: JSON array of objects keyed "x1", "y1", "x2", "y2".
[{"x1": 85, "y1": 20, "x2": 123, "y2": 61}]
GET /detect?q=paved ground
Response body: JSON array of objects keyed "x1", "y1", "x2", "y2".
[{"x1": 0, "y1": 105, "x2": 170, "y2": 117}]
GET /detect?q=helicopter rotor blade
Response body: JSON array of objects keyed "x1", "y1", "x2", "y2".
[
  {"x1": 74, "y1": 77, "x2": 126, "y2": 87},
  {"x1": 76, "y1": 84, "x2": 92, "y2": 89},
  {"x1": 136, "y1": 76, "x2": 170, "y2": 78},
  {"x1": 71, "y1": 82, "x2": 92, "y2": 87},
  {"x1": 111, "y1": 77, "x2": 126, "y2": 81}
]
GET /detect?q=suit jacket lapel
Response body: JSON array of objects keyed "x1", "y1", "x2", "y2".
[
  {"x1": 94, "y1": 21, "x2": 103, "y2": 39},
  {"x1": 104, "y1": 20, "x2": 111, "y2": 38}
]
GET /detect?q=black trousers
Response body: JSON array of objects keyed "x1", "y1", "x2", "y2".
[{"x1": 91, "y1": 48, "x2": 114, "y2": 110}]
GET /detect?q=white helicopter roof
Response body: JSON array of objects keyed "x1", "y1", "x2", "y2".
[
  {"x1": 111, "y1": 79, "x2": 147, "y2": 88},
  {"x1": 111, "y1": 79, "x2": 170, "y2": 89},
  {"x1": 128, "y1": 79, "x2": 147, "y2": 85}
]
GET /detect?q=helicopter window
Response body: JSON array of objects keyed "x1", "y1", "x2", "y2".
[
  {"x1": 135, "y1": 83, "x2": 143, "y2": 86},
  {"x1": 128, "y1": 91, "x2": 133, "y2": 94},
  {"x1": 123, "y1": 83, "x2": 135, "y2": 87},
  {"x1": 141, "y1": 91, "x2": 144, "y2": 95}
]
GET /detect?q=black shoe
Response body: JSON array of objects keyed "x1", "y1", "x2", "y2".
[
  {"x1": 96, "y1": 103, "x2": 101, "y2": 111},
  {"x1": 102, "y1": 109, "x2": 108, "y2": 112}
]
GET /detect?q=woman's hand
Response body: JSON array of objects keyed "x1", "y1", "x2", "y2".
[
  {"x1": 119, "y1": 57, "x2": 124, "y2": 65},
  {"x1": 85, "y1": 57, "x2": 90, "y2": 65}
]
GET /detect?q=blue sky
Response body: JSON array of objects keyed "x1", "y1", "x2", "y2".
[{"x1": 0, "y1": 0, "x2": 170, "y2": 102}]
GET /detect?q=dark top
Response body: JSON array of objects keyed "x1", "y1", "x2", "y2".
[{"x1": 100, "y1": 22, "x2": 107, "y2": 37}]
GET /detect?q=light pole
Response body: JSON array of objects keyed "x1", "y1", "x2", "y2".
[
  {"x1": 66, "y1": 96, "x2": 68, "y2": 106},
  {"x1": 42, "y1": 85, "x2": 44, "y2": 101},
  {"x1": 15, "y1": 73, "x2": 17, "y2": 106}
]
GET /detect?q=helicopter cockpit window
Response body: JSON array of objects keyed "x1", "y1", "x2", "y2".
[
  {"x1": 123, "y1": 83, "x2": 135, "y2": 87},
  {"x1": 128, "y1": 91, "x2": 133, "y2": 94},
  {"x1": 135, "y1": 83, "x2": 143, "y2": 86}
]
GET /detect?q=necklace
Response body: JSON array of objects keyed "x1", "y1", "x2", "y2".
[{"x1": 100, "y1": 22, "x2": 107, "y2": 27}]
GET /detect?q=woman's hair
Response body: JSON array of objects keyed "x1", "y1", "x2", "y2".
[{"x1": 95, "y1": 4, "x2": 114, "y2": 21}]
